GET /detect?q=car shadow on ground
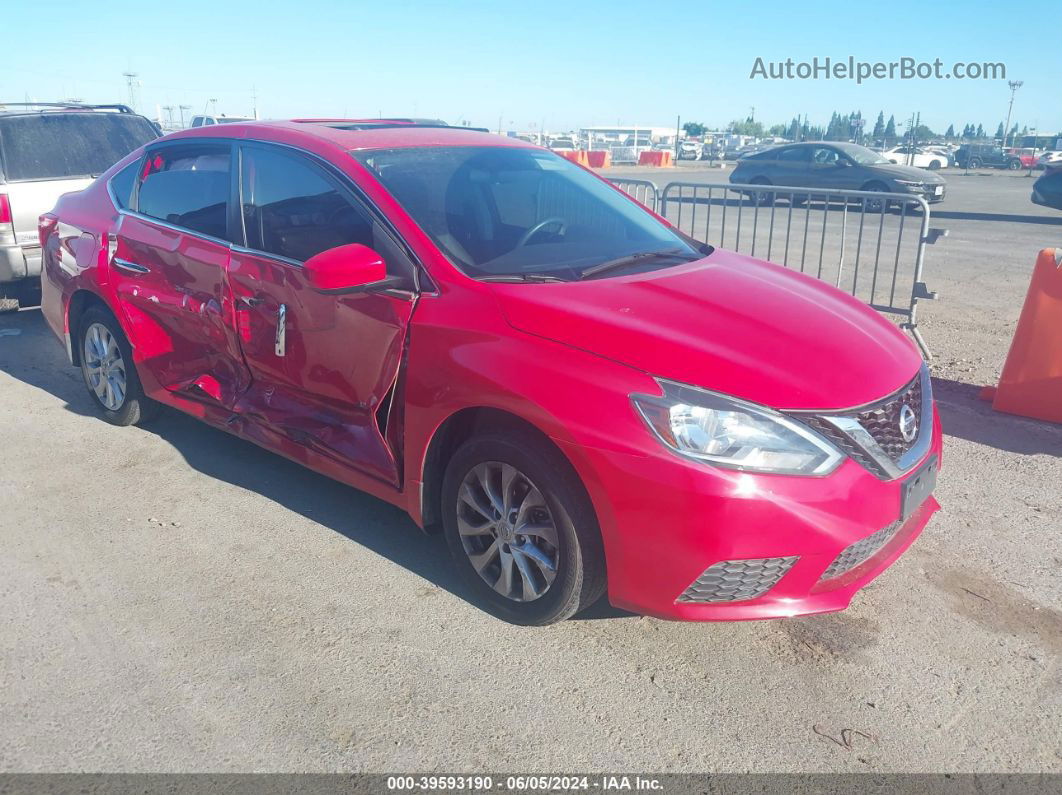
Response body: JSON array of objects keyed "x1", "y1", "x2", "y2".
[
  {"x1": 932, "y1": 376, "x2": 1062, "y2": 456},
  {"x1": 0, "y1": 309, "x2": 631, "y2": 621},
  {"x1": 928, "y1": 210, "x2": 1062, "y2": 226}
]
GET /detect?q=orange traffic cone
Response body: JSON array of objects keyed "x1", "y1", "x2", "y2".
[{"x1": 980, "y1": 248, "x2": 1062, "y2": 424}]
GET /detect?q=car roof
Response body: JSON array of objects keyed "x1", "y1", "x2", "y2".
[{"x1": 160, "y1": 119, "x2": 532, "y2": 153}]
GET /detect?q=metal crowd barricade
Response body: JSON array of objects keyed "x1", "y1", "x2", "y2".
[{"x1": 616, "y1": 180, "x2": 944, "y2": 358}]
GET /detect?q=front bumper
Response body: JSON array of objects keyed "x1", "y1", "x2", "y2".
[
  {"x1": 560, "y1": 407, "x2": 943, "y2": 621},
  {"x1": 917, "y1": 185, "x2": 946, "y2": 203}
]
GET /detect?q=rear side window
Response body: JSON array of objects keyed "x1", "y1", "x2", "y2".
[
  {"x1": 777, "y1": 147, "x2": 810, "y2": 162},
  {"x1": 239, "y1": 146, "x2": 373, "y2": 262},
  {"x1": 137, "y1": 144, "x2": 232, "y2": 240},
  {"x1": 109, "y1": 160, "x2": 140, "y2": 209},
  {"x1": 0, "y1": 113, "x2": 158, "y2": 181}
]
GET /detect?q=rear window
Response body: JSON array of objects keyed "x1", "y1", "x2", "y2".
[{"x1": 0, "y1": 113, "x2": 158, "y2": 181}]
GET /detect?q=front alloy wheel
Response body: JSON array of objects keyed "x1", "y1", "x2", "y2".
[
  {"x1": 441, "y1": 431, "x2": 606, "y2": 625},
  {"x1": 457, "y1": 462, "x2": 559, "y2": 602}
]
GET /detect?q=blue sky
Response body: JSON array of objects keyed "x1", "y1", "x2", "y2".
[{"x1": 4, "y1": 0, "x2": 1060, "y2": 135}]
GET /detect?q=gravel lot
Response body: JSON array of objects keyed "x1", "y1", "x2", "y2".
[{"x1": 1, "y1": 167, "x2": 1060, "y2": 774}]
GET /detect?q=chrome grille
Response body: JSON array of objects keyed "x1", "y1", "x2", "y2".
[
  {"x1": 677, "y1": 556, "x2": 797, "y2": 603},
  {"x1": 820, "y1": 521, "x2": 901, "y2": 581},
  {"x1": 793, "y1": 368, "x2": 930, "y2": 481},
  {"x1": 854, "y1": 375, "x2": 922, "y2": 461}
]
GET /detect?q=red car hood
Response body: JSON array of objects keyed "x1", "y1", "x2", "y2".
[{"x1": 490, "y1": 250, "x2": 922, "y2": 410}]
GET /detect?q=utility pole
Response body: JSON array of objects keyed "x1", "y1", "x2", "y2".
[
  {"x1": 178, "y1": 105, "x2": 191, "y2": 128},
  {"x1": 1003, "y1": 80, "x2": 1023, "y2": 149},
  {"x1": 252, "y1": 86, "x2": 258, "y2": 119},
  {"x1": 122, "y1": 72, "x2": 139, "y2": 112}
]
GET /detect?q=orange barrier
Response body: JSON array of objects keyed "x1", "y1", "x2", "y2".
[
  {"x1": 637, "y1": 150, "x2": 674, "y2": 167},
  {"x1": 555, "y1": 150, "x2": 590, "y2": 167},
  {"x1": 586, "y1": 150, "x2": 611, "y2": 168},
  {"x1": 979, "y1": 248, "x2": 1062, "y2": 423}
]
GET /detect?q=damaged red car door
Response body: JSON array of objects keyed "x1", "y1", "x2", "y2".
[
  {"x1": 111, "y1": 142, "x2": 250, "y2": 405},
  {"x1": 226, "y1": 143, "x2": 417, "y2": 487}
]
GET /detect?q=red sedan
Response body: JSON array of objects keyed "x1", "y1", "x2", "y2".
[{"x1": 39, "y1": 120, "x2": 942, "y2": 625}]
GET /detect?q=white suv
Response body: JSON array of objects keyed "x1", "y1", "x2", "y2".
[{"x1": 0, "y1": 103, "x2": 158, "y2": 310}]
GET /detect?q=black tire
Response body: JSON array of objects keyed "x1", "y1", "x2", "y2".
[
  {"x1": 861, "y1": 181, "x2": 891, "y2": 213},
  {"x1": 928, "y1": 160, "x2": 941, "y2": 170},
  {"x1": 968, "y1": 157, "x2": 983, "y2": 169},
  {"x1": 748, "y1": 177, "x2": 775, "y2": 205},
  {"x1": 441, "y1": 430, "x2": 606, "y2": 625},
  {"x1": 77, "y1": 306, "x2": 158, "y2": 426},
  {"x1": 1007, "y1": 159, "x2": 1022, "y2": 170}
]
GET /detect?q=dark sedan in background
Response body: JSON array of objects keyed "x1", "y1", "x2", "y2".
[
  {"x1": 730, "y1": 142, "x2": 947, "y2": 210},
  {"x1": 1031, "y1": 169, "x2": 1062, "y2": 210}
]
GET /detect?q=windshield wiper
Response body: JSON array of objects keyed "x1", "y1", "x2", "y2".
[
  {"x1": 578, "y1": 249, "x2": 701, "y2": 280},
  {"x1": 476, "y1": 273, "x2": 570, "y2": 283}
]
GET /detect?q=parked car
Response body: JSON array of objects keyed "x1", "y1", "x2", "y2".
[
  {"x1": 1007, "y1": 148, "x2": 1042, "y2": 169},
  {"x1": 189, "y1": 114, "x2": 255, "y2": 127},
  {"x1": 730, "y1": 141, "x2": 947, "y2": 209},
  {"x1": 40, "y1": 120, "x2": 941, "y2": 625},
  {"x1": 1037, "y1": 150, "x2": 1062, "y2": 168},
  {"x1": 0, "y1": 102, "x2": 159, "y2": 311},
  {"x1": 924, "y1": 146, "x2": 956, "y2": 168},
  {"x1": 883, "y1": 145, "x2": 948, "y2": 170},
  {"x1": 548, "y1": 137, "x2": 577, "y2": 152},
  {"x1": 677, "y1": 141, "x2": 702, "y2": 160},
  {"x1": 953, "y1": 144, "x2": 1023, "y2": 170},
  {"x1": 1030, "y1": 168, "x2": 1062, "y2": 210}
]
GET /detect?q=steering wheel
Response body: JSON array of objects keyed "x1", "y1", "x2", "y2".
[{"x1": 516, "y1": 217, "x2": 567, "y2": 248}]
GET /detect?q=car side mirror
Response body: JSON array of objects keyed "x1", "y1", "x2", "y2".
[{"x1": 303, "y1": 243, "x2": 388, "y2": 293}]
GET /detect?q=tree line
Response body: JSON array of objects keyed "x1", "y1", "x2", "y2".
[{"x1": 683, "y1": 110, "x2": 1031, "y2": 143}]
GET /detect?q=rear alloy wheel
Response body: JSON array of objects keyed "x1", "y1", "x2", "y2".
[
  {"x1": 441, "y1": 432, "x2": 606, "y2": 625},
  {"x1": 928, "y1": 160, "x2": 942, "y2": 170},
  {"x1": 78, "y1": 307, "x2": 158, "y2": 426},
  {"x1": 967, "y1": 157, "x2": 983, "y2": 169},
  {"x1": 1007, "y1": 159, "x2": 1022, "y2": 170}
]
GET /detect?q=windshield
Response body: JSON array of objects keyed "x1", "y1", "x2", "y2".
[
  {"x1": 356, "y1": 146, "x2": 700, "y2": 279},
  {"x1": 835, "y1": 144, "x2": 889, "y2": 165},
  {"x1": 0, "y1": 113, "x2": 158, "y2": 181}
]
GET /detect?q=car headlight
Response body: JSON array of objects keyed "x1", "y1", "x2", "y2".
[
  {"x1": 631, "y1": 380, "x2": 843, "y2": 476},
  {"x1": 893, "y1": 179, "x2": 925, "y2": 191}
]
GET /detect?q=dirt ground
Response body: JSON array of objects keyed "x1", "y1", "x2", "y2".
[{"x1": 1, "y1": 166, "x2": 1060, "y2": 774}]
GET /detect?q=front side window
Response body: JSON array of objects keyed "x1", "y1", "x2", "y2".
[
  {"x1": 810, "y1": 147, "x2": 840, "y2": 165},
  {"x1": 136, "y1": 144, "x2": 232, "y2": 240},
  {"x1": 240, "y1": 146, "x2": 373, "y2": 262},
  {"x1": 356, "y1": 146, "x2": 699, "y2": 280}
]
